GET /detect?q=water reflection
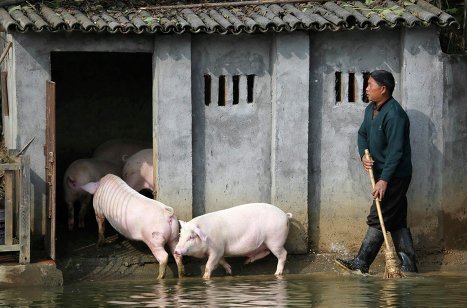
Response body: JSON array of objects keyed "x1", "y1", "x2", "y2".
[
  {"x1": 1, "y1": 272, "x2": 467, "y2": 307},
  {"x1": 108, "y1": 276, "x2": 288, "y2": 307}
]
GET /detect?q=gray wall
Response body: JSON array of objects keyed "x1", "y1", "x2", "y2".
[
  {"x1": 309, "y1": 26, "x2": 467, "y2": 254},
  {"x1": 155, "y1": 33, "x2": 309, "y2": 252},
  {"x1": 309, "y1": 29, "x2": 402, "y2": 252},
  {"x1": 443, "y1": 53, "x2": 467, "y2": 249},
  {"x1": 153, "y1": 35, "x2": 193, "y2": 222},
  {"x1": 2, "y1": 26, "x2": 466, "y2": 256},
  {"x1": 401, "y1": 28, "x2": 445, "y2": 250}
]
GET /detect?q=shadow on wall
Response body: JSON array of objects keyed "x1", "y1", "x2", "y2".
[
  {"x1": 406, "y1": 108, "x2": 447, "y2": 271},
  {"x1": 286, "y1": 217, "x2": 308, "y2": 256}
]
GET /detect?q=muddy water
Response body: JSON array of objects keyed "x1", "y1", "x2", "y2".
[{"x1": 1, "y1": 272, "x2": 467, "y2": 307}]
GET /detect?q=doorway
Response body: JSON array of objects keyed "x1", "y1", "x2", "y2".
[{"x1": 50, "y1": 52, "x2": 152, "y2": 258}]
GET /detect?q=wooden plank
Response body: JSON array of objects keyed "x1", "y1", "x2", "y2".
[
  {"x1": 4, "y1": 172, "x2": 13, "y2": 245},
  {"x1": 45, "y1": 80, "x2": 56, "y2": 260},
  {"x1": 15, "y1": 160, "x2": 20, "y2": 236},
  {"x1": 0, "y1": 163, "x2": 20, "y2": 171},
  {"x1": 0, "y1": 244, "x2": 20, "y2": 252},
  {"x1": 1, "y1": 71, "x2": 8, "y2": 117},
  {"x1": 0, "y1": 42, "x2": 12, "y2": 65},
  {"x1": 19, "y1": 155, "x2": 30, "y2": 264}
]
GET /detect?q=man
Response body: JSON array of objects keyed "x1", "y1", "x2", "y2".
[{"x1": 335, "y1": 70, "x2": 418, "y2": 274}]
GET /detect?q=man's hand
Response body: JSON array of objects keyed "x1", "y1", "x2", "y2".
[
  {"x1": 372, "y1": 180, "x2": 388, "y2": 201},
  {"x1": 362, "y1": 155, "x2": 374, "y2": 171}
]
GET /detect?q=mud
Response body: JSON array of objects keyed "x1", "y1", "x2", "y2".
[{"x1": 54, "y1": 229, "x2": 467, "y2": 283}]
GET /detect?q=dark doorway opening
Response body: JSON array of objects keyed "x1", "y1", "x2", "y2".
[{"x1": 51, "y1": 52, "x2": 152, "y2": 258}]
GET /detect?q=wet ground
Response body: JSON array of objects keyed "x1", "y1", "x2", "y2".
[{"x1": 51, "y1": 220, "x2": 467, "y2": 284}]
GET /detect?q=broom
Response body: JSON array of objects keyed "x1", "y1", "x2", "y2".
[{"x1": 364, "y1": 149, "x2": 404, "y2": 279}]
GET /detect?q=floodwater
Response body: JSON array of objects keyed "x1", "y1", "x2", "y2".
[{"x1": 1, "y1": 272, "x2": 467, "y2": 307}]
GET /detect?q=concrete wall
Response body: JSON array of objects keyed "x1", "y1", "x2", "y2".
[
  {"x1": 442, "y1": 53, "x2": 467, "y2": 249},
  {"x1": 309, "y1": 29, "x2": 402, "y2": 252},
  {"x1": 188, "y1": 33, "x2": 308, "y2": 252},
  {"x1": 1, "y1": 26, "x2": 465, "y2": 255},
  {"x1": 5, "y1": 31, "x2": 310, "y2": 252},
  {"x1": 309, "y1": 27, "x2": 466, "y2": 254},
  {"x1": 153, "y1": 34, "x2": 193, "y2": 222},
  {"x1": 401, "y1": 28, "x2": 445, "y2": 250},
  {"x1": 191, "y1": 34, "x2": 273, "y2": 213}
]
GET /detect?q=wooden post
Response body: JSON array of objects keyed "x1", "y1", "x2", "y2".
[
  {"x1": 464, "y1": 0, "x2": 467, "y2": 51},
  {"x1": 45, "y1": 80, "x2": 56, "y2": 260},
  {"x1": 4, "y1": 171, "x2": 13, "y2": 245},
  {"x1": 1, "y1": 71, "x2": 8, "y2": 117},
  {"x1": 19, "y1": 155, "x2": 30, "y2": 264}
]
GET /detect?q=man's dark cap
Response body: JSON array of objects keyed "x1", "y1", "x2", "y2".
[{"x1": 370, "y1": 70, "x2": 395, "y2": 94}]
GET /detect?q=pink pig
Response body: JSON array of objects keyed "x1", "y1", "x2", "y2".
[
  {"x1": 174, "y1": 203, "x2": 292, "y2": 279},
  {"x1": 63, "y1": 158, "x2": 121, "y2": 230},
  {"x1": 81, "y1": 174, "x2": 184, "y2": 279},
  {"x1": 122, "y1": 149, "x2": 153, "y2": 193}
]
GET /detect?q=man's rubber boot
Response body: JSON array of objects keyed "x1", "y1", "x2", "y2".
[
  {"x1": 391, "y1": 228, "x2": 418, "y2": 273},
  {"x1": 335, "y1": 227, "x2": 384, "y2": 274}
]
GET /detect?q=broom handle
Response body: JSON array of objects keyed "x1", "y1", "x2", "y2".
[{"x1": 364, "y1": 149, "x2": 391, "y2": 251}]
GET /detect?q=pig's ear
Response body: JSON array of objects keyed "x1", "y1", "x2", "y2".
[
  {"x1": 81, "y1": 182, "x2": 99, "y2": 195},
  {"x1": 164, "y1": 205, "x2": 174, "y2": 216},
  {"x1": 179, "y1": 220, "x2": 186, "y2": 229},
  {"x1": 194, "y1": 226, "x2": 207, "y2": 241}
]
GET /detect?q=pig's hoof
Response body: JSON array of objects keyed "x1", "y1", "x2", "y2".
[{"x1": 202, "y1": 273, "x2": 211, "y2": 279}]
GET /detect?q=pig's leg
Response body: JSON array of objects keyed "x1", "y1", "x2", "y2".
[
  {"x1": 146, "y1": 232, "x2": 169, "y2": 279},
  {"x1": 96, "y1": 214, "x2": 106, "y2": 248},
  {"x1": 203, "y1": 252, "x2": 223, "y2": 279},
  {"x1": 78, "y1": 194, "x2": 92, "y2": 229},
  {"x1": 66, "y1": 201, "x2": 75, "y2": 231},
  {"x1": 245, "y1": 249, "x2": 271, "y2": 264},
  {"x1": 151, "y1": 247, "x2": 169, "y2": 279},
  {"x1": 168, "y1": 239, "x2": 185, "y2": 278},
  {"x1": 219, "y1": 257, "x2": 232, "y2": 275},
  {"x1": 268, "y1": 245, "x2": 288, "y2": 276}
]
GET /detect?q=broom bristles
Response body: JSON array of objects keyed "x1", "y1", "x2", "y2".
[{"x1": 383, "y1": 248, "x2": 405, "y2": 278}]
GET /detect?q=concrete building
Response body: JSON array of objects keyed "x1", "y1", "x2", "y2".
[{"x1": 0, "y1": 0, "x2": 465, "y2": 275}]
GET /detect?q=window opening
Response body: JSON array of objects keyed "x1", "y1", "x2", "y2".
[
  {"x1": 218, "y1": 75, "x2": 226, "y2": 106},
  {"x1": 335, "y1": 71, "x2": 342, "y2": 103},
  {"x1": 204, "y1": 74, "x2": 211, "y2": 106},
  {"x1": 247, "y1": 74, "x2": 255, "y2": 103},
  {"x1": 362, "y1": 71, "x2": 370, "y2": 103},
  {"x1": 348, "y1": 72, "x2": 356, "y2": 103},
  {"x1": 233, "y1": 75, "x2": 240, "y2": 105}
]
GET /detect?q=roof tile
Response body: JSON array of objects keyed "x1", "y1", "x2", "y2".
[{"x1": 0, "y1": 1, "x2": 459, "y2": 34}]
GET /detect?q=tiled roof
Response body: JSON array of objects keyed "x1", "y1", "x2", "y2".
[{"x1": 0, "y1": 0, "x2": 459, "y2": 35}]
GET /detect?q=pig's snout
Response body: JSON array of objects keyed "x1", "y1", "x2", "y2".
[{"x1": 174, "y1": 247, "x2": 184, "y2": 256}]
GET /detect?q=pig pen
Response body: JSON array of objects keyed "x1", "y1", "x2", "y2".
[{"x1": 51, "y1": 52, "x2": 152, "y2": 262}]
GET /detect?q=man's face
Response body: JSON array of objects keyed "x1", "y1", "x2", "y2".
[{"x1": 366, "y1": 77, "x2": 386, "y2": 103}]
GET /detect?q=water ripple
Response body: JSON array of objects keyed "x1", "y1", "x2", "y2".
[{"x1": 1, "y1": 272, "x2": 467, "y2": 307}]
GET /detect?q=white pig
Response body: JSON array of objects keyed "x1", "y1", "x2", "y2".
[
  {"x1": 81, "y1": 174, "x2": 184, "y2": 279},
  {"x1": 174, "y1": 203, "x2": 292, "y2": 279},
  {"x1": 122, "y1": 149, "x2": 153, "y2": 193},
  {"x1": 93, "y1": 139, "x2": 150, "y2": 168},
  {"x1": 63, "y1": 158, "x2": 121, "y2": 230}
]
